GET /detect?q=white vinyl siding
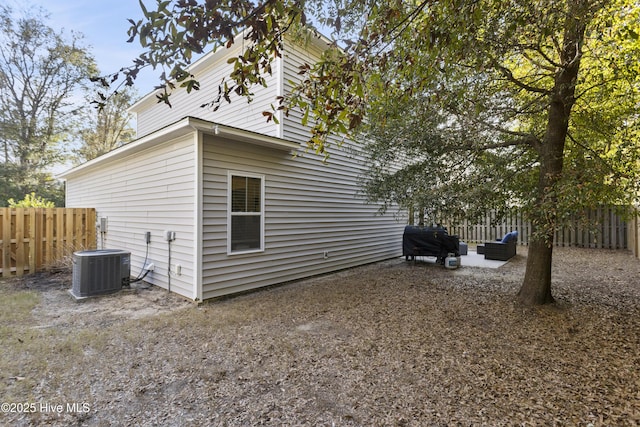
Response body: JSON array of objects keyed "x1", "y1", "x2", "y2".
[
  {"x1": 281, "y1": 37, "x2": 328, "y2": 144},
  {"x1": 132, "y1": 44, "x2": 281, "y2": 139},
  {"x1": 64, "y1": 135, "x2": 197, "y2": 300},
  {"x1": 201, "y1": 134, "x2": 404, "y2": 299}
]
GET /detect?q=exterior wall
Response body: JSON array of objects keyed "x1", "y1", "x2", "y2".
[
  {"x1": 64, "y1": 134, "x2": 198, "y2": 299},
  {"x1": 132, "y1": 44, "x2": 281, "y2": 139},
  {"x1": 281, "y1": 37, "x2": 327, "y2": 145},
  {"x1": 201, "y1": 134, "x2": 405, "y2": 299},
  {"x1": 104, "y1": 33, "x2": 406, "y2": 300}
]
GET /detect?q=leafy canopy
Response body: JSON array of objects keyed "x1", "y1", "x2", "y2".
[
  {"x1": 0, "y1": 5, "x2": 96, "y2": 206},
  {"x1": 358, "y1": 0, "x2": 640, "y2": 227}
]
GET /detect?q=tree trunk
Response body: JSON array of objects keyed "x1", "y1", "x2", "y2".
[
  {"x1": 516, "y1": 0, "x2": 589, "y2": 305},
  {"x1": 518, "y1": 232, "x2": 555, "y2": 305}
]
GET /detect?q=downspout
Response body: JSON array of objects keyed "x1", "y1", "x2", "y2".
[
  {"x1": 186, "y1": 120, "x2": 204, "y2": 301},
  {"x1": 194, "y1": 129, "x2": 204, "y2": 301},
  {"x1": 275, "y1": 50, "x2": 284, "y2": 139}
]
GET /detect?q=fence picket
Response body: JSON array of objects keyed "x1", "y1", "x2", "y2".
[
  {"x1": 45, "y1": 210, "x2": 54, "y2": 266},
  {"x1": 0, "y1": 208, "x2": 96, "y2": 277},
  {"x1": 32, "y1": 209, "x2": 41, "y2": 273},
  {"x1": 2, "y1": 211, "x2": 11, "y2": 277},
  {"x1": 440, "y1": 205, "x2": 630, "y2": 249},
  {"x1": 15, "y1": 209, "x2": 25, "y2": 276},
  {"x1": 55, "y1": 208, "x2": 64, "y2": 260}
]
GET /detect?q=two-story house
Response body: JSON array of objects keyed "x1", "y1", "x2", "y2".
[{"x1": 60, "y1": 32, "x2": 405, "y2": 301}]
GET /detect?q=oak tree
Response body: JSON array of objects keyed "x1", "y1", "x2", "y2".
[{"x1": 0, "y1": 5, "x2": 96, "y2": 205}]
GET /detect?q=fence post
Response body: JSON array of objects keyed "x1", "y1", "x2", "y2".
[{"x1": 87, "y1": 208, "x2": 96, "y2": 249}]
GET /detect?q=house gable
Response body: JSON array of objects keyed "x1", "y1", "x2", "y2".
[{"x1": 129, "y1": 31, "x2": 332, "y2": 144}]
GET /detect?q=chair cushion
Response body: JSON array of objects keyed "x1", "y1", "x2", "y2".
[{"x1": 501, "y1": 230, "x2": 518, "y2": 243}]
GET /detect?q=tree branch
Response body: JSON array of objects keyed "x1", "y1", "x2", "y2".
[
  {"x1": 493, "y1": 62, "x2": 551, "y2": 95},
  {"x1": 567, "y1": 131, "x2": 630, "y2": 179}
]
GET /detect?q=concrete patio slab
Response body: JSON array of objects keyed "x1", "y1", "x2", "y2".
[
  {"x1": 459, "y1": 250, "x2": 509, "y2": 268},
  {"x1": 404, "y1": 250, "x2": 510, "y2": 269}
]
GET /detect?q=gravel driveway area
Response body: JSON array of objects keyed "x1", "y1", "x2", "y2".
[{"x1": 1, "y1": 246, "x2": 639, "y2": 426}]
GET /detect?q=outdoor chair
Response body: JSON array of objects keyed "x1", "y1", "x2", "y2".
[{"x1": 478, "y1": 231, "x2": 518, "y2": 261}]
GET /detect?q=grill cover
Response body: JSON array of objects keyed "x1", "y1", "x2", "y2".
[{"x1": 402, "y1": 226, "x2": 460, "y2": 259}]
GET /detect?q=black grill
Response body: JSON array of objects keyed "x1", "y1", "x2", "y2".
[{"x1": 402, "y1": 225, "x2": 460, "y2": 263}]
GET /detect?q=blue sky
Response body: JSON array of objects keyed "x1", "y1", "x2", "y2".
[
  {"x1": 11, "y1": 0, "x2": 332, "y2": 98},
  {"x1": 4, "y1": 0, "x2": 161, "y2": 172},
  {"x1": 14, "y1": 0, "x2": 158, "y2": 95}
]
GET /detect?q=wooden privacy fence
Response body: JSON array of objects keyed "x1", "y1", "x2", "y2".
[
  {"x1": 0, "y1": 208, "x2": 96, "y2": 277},
  {"x1": 440, "y1": 206, "x2": 629, "y2": 249}
]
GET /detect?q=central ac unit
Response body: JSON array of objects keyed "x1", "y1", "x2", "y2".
[{"x1": 70, "y1": 249, "x2": 131, "y2": 299}]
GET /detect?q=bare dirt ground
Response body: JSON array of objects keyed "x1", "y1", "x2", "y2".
[{"x1": 1, "y1": 246, "x2": 639, "y2": 426}]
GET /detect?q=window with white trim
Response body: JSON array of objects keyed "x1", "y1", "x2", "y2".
[{"x1": 228, "y1": 172, "x2": 264, "y2": 253}]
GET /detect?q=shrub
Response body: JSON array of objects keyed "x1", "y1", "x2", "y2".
[{"x1": 7, "y1": 192, "x2": 55, "y2": 208}]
